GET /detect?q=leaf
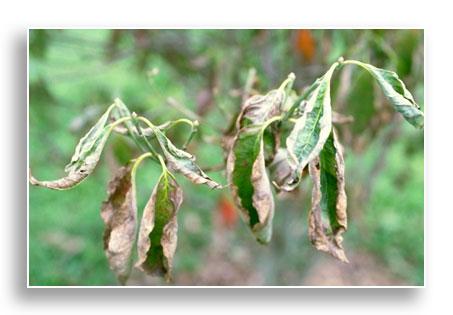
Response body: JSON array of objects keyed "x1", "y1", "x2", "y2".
[
  {"x1": 227, "y1": 124, "x2": 275, "y2": 244},
  {"x1": 308, "y1": 140, "x2": 348, "y2": 263},
  {"x1": 268, "y1": 148, "x2": 295, "y2": 190},
  {"x1": 348, "y1": 60, "x2": 424, "y2": 128},
  {"x1": 101, "y1": 163, "x2": 138, "y2": 284},
  {"x1": 29, "y1": 105, "x2": 116, "y2": 190},
  {"x1": 135, "y1": 169, "x2": 183, "y2": 281},
  {"x1": 238, "y1": 89, "x2": 285, "y2": 128},
  {"x1": 319, "y1": 130, "x2": 347, "y2": 246},
  {"x1": 283, "y1": 62, "x2": 339, "y2": 191},
  {"x1": 151, "y1": 126, "x2": 222, "y2": 189}
]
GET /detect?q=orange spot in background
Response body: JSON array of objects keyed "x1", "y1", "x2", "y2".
[
  {"x1": 217, "y1": 194, "x2": 237, "y2": 228},
  {"x1": 295, "y1": 30, "x2": 316, "y2": 63}
]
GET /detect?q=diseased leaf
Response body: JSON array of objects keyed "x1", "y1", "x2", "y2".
[
  {"x1": 30, "y1": 105, "x2": 116, "y2": 190},
  {"x1": 227, "y1": 125, "x2": 275, "y2": 244},
  {"x1": 284, "y1": 62, "x2": 339, "y2": 191},
  {"x1": 135, "y1": 169, "x2": 183, "y2": 281},
  {"x1": 319, "y1": 130, "x2": 347, "y2": 247},
  {"x1": 238, "y1": 89, "x2": 284, "y2": 128},
  {"x1": 348, "y1": 60, "x2": 424, "y2": 128},
  {"x1": 151, "y1": 126, "x2": 222, "y2": 189},
  {"x1": 308, "y1": 155, "x2": 348, "y2": 263},
  {"x1": 268, "y1": 148, "x2": 294, "y2": 190},
  {"x1": 101, "y1": 163, "x2": 137, "y2": 284}
]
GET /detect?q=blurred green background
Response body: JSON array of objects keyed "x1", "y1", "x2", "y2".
[{"x1": 28, "y1": 29, "x2": 424, "y2": 286}]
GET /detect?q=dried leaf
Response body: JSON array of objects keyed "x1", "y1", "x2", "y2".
[
  {"x1": 227, "y1": 125, "x2": 275, "y2": 244},
  {"x1": 284, "y1": 62, "x2": 339, "y2": 191},
  {"x1": 349, "y1": 60, "x2": 424, "y2": 128},
  {"x1": 101, "y1": 163, "x2": 137, "y2": 284},
  {"x1": 268, "y1": 148, "x2": 294, "y2": 190},
  {"x1": 30, "y1": 105, "x2": 116, "y2": 190},
  {"x1": 238, "y1": 89, "x2": 284, "y2": 128},
  {"x1": 135, "y1": 170, "x2": 183, "y2": 281},
  {"x1": 308, "y1": 140, "x2": 348, "y2": 263}
]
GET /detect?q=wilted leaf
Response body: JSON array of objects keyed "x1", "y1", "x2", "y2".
[
  {"x1": 135, "y1": 169, "x2": 183, "y2": 281},
  {"x1": 151, "y1": 125, "x2": 222, "y2": 189},
  {"x1": 238, "y1": 89, "x2": 284, "y2": 128},
  {"x1": 319, "y1": 130, "x2": 347, "y2": 245},
  {"x1": 30, "y1": 105, "x2": 117, "y2": 190},
  {"x1": 101, "y1": 163, "x2": 137, "y2": 284},
  {"x1": 284, "y1": 62, "x2": 339, "y2": 191},
  {"x1": 308, "y1": 148, "x2": 348, "y2": 263},
  {"x1": 347, "y1": 60, "x2": 424, "y2": 128},
  {"x1": 268, "y1": 148, "x2": 294, "y2": 190},
  {"x1": 227, "y1": 125, "x2": 275, "y2": 244}
]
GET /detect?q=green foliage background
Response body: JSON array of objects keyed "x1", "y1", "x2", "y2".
[{"x1": 29, "y1": 29, "x2": 424, "y2": 286}]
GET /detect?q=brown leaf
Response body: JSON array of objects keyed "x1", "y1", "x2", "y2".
[
  {"x1": 30, "y1": 105, "x2": 116, "y2": 190},
  {"x1": 308, "y1": 159, "x2": 348, "y2": 263},
  {"x1": 101, "y1": 163, "x2": 137, "y2": 284},
  {"x1": 135, "y1": 171, "x2": 183, "y2": 281},
  {"x1": 237, "y1": 89, "x2": 284, "y2": 128},
  {"x1": 226, "y1": 125, "x2": 275, "y2": 244}
]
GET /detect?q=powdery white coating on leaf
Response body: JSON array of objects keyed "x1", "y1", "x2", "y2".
[
  {"x1": 308, "y1": 160, "x2": 348, "y2": 263},
  {"x1": 135, "y1": 172, "x2": 183, "y2": 281},
  {"x1": 101, "y1": 164, "x2": 137, "y2": 284}
]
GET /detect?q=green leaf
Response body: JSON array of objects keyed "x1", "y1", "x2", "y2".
[
  {"x1": 135, "y1": 168, "x2": 183, "y2": 281},
  {"x1": 30, "y1": 105, "x2": 117, "y2": 190},
  {"x1": 227, "y1": 123, "x2": 275, "y2": 244},
  {"x1": 345, "y1": 60, "x2": 424, "y2": 128},
  {"x1": 151, "y1": 125, "x2": 222, "y2": 189},
  {"x1": 283, "y1": 62, "x2": 339, "y2": 191},
  {"x1": 308, "y1": 155, "x2": 348, "y2": 263},
  {"x1": 101, "y1": 162, "x2": 138, "y2": 284},
  {"x1": 319, "y1": 130, "x2": 347, "y2": 248}
]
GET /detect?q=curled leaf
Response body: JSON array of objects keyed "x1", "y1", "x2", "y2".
[
  {"x1": 308, "y1": 134, "x2": 348, "y2": 263},
  {"x1": 30, "y1": 105, "x2": 116, "y2": 190},
  {"x1": 151, "y1": 126, "x2": 222, "y2": 189},
  {"x1": 101, "y1": 163, "x2": 137, "y2": 284},
  {"x1": 284, "y1": 62, "x2": 339, "y2": 191},
  {"x1": 227, "y1": 124, "x2": 275, "y2": 244},
  {"x1": 268, "y1": 148, "x2": 294, "y2": 190},
  {"x1": 238, "y1": 89, "x2": 284, "y2": 128},
  {"x1": 135, "y1": 169, "x2": 183, "y2": 281},
  {"x1": 347, "y1": 60, "x2": 424, "y2": 128}
]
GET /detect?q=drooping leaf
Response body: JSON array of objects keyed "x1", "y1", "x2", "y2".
[
  {"x1": 29, "y1": 105, "x2": 117, "y2": 190},
  {"x1": 151, "y1": 126, "x2": 222, "y2": 189},
  {"x1": 319, "y1": 130, "x2": 347, "y2": 247},
  {"x1": 283, "y1": 62, "x2": 339, "y2": 191},
  {"x1": 135, "y1": 169, "x2": 183, "y2": 281},
  {"x1": 348, "y1": 60, "x2": 424, "y2": 128},
  {"x1": 308, "y1": 156, "x2": 348, "y2": 263},
  {"x1": 227, "y1": 125, "x2": 275, "y2": 244},
  {"x1": 101, "y1": 163, "x2": 138, "y2": 284}
]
